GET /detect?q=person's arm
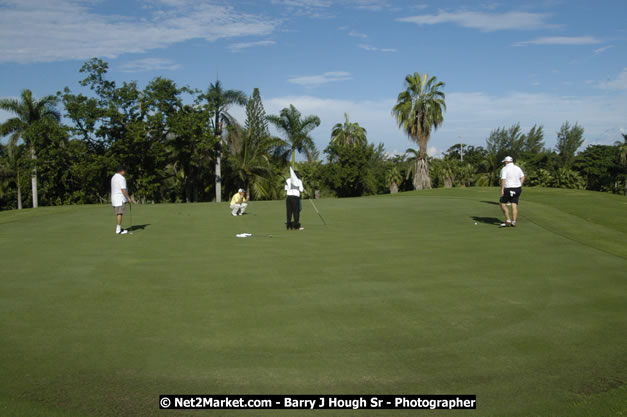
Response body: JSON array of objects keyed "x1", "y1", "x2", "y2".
[
  {"x1": 500, "y1": 169, "x2": 506, "y2": 196},
  {"x1": 122, "y1": 188, "x2": 135, "y2": 204},
  {"x1": 520, "y1": 176, "x2": 525, "y2": 186}
]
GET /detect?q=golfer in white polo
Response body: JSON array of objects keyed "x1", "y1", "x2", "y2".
[
  {"x1": 111, "y1": 166, "x2": 134, "y2": 235},
  {"x1": 499, "y1": 156, "x2": 525, "y2": 227}
]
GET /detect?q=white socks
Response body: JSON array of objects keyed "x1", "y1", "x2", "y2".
[{"x1": 116, "y1": 225, "x2": 121, "y2": 233}]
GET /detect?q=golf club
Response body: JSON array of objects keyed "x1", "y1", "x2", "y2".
[
  {"x1": 309, "y1": 198, "x2": 326, "y2": 225},
  {"x1": 128, "y1": 201, "x2": 133, "y2": 234}
]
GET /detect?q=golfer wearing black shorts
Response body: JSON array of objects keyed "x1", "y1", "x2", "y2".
[{"x1": 499, "y1": 156, "x2": 525, "y2": 227}]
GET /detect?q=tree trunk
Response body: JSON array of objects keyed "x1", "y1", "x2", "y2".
[
  {"x1": 413, "y1": 158, "x2": 431, "y2": 190},
  {"x1": 184, "y1": 174, "x2": 191, "y2": 203},
  {"x1": 215, "y1": 115, "x2": 222, "y2": 203},
  {"x1": 215, "y1": 153, "x2": 221, "y2": 203},
  {"x1": 30, "y1": 146, "x2": 38, "y2": 208},
  {"x1": 389, "y1": 183, "x2": 398, "y2": 194},
  {"x1": 16, "y1": 166, "x2": 22, "y2": 210}
]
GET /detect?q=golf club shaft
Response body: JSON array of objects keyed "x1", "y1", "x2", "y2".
[{"x1": 309, "y1": 198, "x2": 326, "y2": 225}]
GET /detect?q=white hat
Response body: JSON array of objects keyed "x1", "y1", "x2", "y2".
[
  {"x1": 502, "y1": 156, "x2": 513, "y2": 163},
  {"x1": 238, "y1": 188, "x2": 245, "y2": 193}
]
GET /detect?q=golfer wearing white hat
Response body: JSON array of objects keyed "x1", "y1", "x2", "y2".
[
  {"x1": 499, "y1": 156, "x2": 525, "y2": 227},
  {"x1": 230, "y1": 189, "x2": 248, "y2": 216}
]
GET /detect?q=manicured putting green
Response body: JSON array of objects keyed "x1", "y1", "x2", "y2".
[{"x1": 0, "y1": 187, "x2": 625, "y2": 417}]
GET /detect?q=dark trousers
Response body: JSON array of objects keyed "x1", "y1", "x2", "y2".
[{"x1": 286, "y1": 196, "x2": 300, "y2": 229}]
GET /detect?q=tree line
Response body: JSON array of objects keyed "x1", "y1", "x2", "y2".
[{"x1": 0, "y1": 61, "x2": 625, "y2": 210}]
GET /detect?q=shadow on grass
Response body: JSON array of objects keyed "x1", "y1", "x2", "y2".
[
  {"x1": 128, "y1": 224, "x2": 150, "y2": 232},
  {"x1": 472, "y1": 216, "x2": 502, "y2": 226},
  {"x1": 480, "y1": 200, "x2": 500, "y2": 206}
]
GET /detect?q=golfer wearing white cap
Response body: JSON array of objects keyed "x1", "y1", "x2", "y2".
[
  {"x1": 499, "y1": 156, "x2": 525, "y2": 227},
  {"x1": 230, "y1": 189, "x2": 248, "y2": 216}
]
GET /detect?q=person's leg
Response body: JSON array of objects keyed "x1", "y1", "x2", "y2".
[
  {"x1": 114, "y1": 205, "x2": 123, "y2": 233},
  {"x1": 293, "y1": 198, "x2": 301, "y2": 229},
  {"x1": 500, "y1": 203, "x2": 511, "y2": 222},
  {"x1": 286, "y1": 198, "x2": 293, "y2": 229},
  {"x1": 512, "y1": 203, "x2": 518, "y2": 223},
  {"x1": 231, "y1": 204, "x2": 239, "y2": 216},
  {"x1": 116, "y1": 213, "x2": 123, "y2": 233},
  {"x1": 238, "y1": 203, "x2": 247, "y2": 215}
]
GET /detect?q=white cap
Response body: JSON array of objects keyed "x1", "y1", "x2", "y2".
[
  {"x1": 238, "y1": 188, "x2": 245, "y2": 193},
  {"x1": 502, "y1": 156, "x2": 513, "y2": 163}
]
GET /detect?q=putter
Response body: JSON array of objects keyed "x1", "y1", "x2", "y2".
[
  {"x1": 309, "y1": 199, "x2": 326, "y2": 225},
  {"x1": 128, "y1": 202, "x2": 134, "y2": 234}
]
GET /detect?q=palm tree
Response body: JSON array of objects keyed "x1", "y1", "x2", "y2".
[
  {"x1": 330, "y1": 113, "x2": 367, "y2": 146},
  {"x1": 200, "y1": 80, "x2": 246, "y2": 203},
  {"x1": 385, "y1": 165, "x2": 403, "y2": 194},
  {"x1": 0, "y1": 90, "x2": 60, "y2": 208},
  {"x1": 267, "y1": 105, "x2": 320, "y2": 164},
  {"x1": 392, "y1": 72, "x2": 446, "y2": 189},
  {"x1": 228, "y1": 126, "x2": 287, "y2": 199}
]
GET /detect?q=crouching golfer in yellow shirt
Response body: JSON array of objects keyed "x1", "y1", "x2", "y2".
[{"x1": 230, "y1": 189, "x2": 248, "y2": 216}]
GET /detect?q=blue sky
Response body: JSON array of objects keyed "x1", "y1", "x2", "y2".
[{"x1": 1, "y1": 0, "x2": 626, "y2": 156}]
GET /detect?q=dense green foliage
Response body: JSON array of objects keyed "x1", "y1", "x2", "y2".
[{"x1": 0, "y1": 61, "x2": 625, "y2": 210}]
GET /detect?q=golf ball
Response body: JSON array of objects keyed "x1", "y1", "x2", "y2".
[{"x1": 474, "y1": 222, "x2": 478, "y2": 225}]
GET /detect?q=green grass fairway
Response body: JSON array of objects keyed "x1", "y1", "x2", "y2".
[{"x1": 1, "y1": 188, "x2": 625, "y2": 417}]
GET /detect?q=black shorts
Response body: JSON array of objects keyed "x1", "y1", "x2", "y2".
[{"x1": 500, "y1": 187, "x2": 522, "y2": 204}]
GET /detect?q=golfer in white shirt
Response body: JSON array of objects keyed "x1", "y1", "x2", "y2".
[
  {"x1": 285, "y1": 167, "x2": 304, "y2": 230},
  {"x1": 499, "y1": 156, "x2": 525, "y2": 227},
  {"x1": 111, "y1": 166, "x2": 134, "y2": 235}
]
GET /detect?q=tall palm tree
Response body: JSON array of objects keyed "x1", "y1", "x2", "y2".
[
  {"x1": 392, "y1": 72, "x2": 446, "y2": 189},
  {"x1": 267, "y1": 105, "x2": 320, "y2": 164},
  {"x1": 200, "y1": 80, "x2": 246, "y2": 202},
  {"x1": 330, "y1": 112, "x2": 367, "y2": 146},
  {"x1": 0, "y1": 89, "x2": 60, "y2": 208},
  {"x1": 227, "y1": 125, "x2": 287, "y2": 199}
]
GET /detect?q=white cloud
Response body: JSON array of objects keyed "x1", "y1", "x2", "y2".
[
  {"x1": 228, "y1": 40, "x2": 276, "y2": 52},
  {"x1": 593, "y1": 45, "x2": 614, "y2": 55},
  {"x1": 440, "y1": 91, "x2": 627, "y2": 149},
  {"x1": 0, "y1": 0, "x2": 277, "y2": 63},
  {"x1": 119, "y1": 58, "x2": 181, "y2": 72},
  {"x1": 514, "y1": 36, "x2": 602, "y2": 46},
  {"x1": 398, "y1": 10, "x2": 554, "y2": 31},
  {"x1": 427, "y1": 146, "x2": 440, "y2": 157},
  {"x1": 358, "y1": 44, "x2": 397, "y2": 52},
  {"x1": 348, "y1": 30, "x2": 368, "y2": 38},
  {"x1": 598, "y1": 68, "x2": 627, "y2": 90},
  {"x1": 288, "y1": 71, "x2": 352, "y2": 87},
  {"x1": 271, "y1": 0, "x2": 332, "y2": 7},
  {"x1": 270, "y1": 0, "x2": 333, "y2": 17},
  {"x1": 350, "y1": 0, "x2": 389, "y2": 11},
  {"x1": 232, "y1": 90, "x2": 627, "y2": 157}
]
